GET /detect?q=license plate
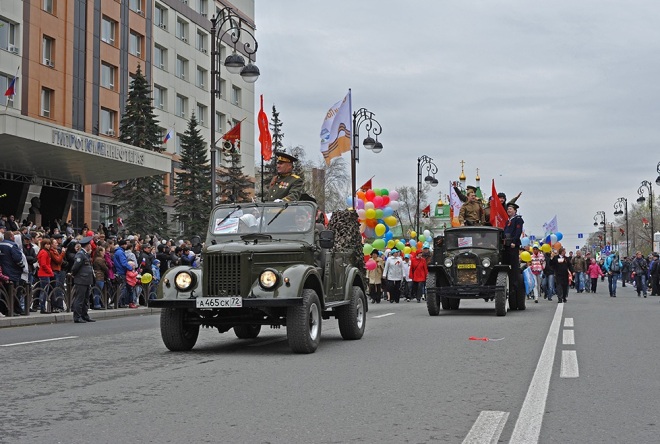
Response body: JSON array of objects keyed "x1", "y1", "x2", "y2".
[
  {"x1": 457, "y1": 263, "x2": 476, "y2": 269},
  {"x1": 196, "y1": 297, "x2": 243, "y2": 309}
]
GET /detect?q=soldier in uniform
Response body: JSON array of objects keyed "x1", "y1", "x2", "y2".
[
  {"x1": 265, "y1": 151, "x2": 304, "y2": 202},
  {"x1": 503, "y1": 202, "x2": 525, "y2": 307},
  {"x1": 458, "y1": 188, "x2": 485, "y2": 226},
  {"x1": 70, "y1": 236, "x2": 96, "y2": 323}
]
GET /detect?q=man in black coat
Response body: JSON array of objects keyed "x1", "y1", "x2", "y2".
[
  {"x1": 70, "y1": 236, "x2": 95, "y2": 323},
  {"x1": 503, "y1": 202, "x2": 524, "y2": 308},
  {"x1": 551, "y1": 247, "x2": 574, "y2": 303}
]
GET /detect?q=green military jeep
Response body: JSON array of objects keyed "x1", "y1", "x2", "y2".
[
  {"x1": 425, "y1": 226, "x2": 525, "y2": 316},
  {"x1": 149, "y1": 202, "x2": 367, "y2": 353}
]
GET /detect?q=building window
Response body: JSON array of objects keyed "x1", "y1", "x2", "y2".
[
  {"x1": 41, "y1": 88, "x2": 53, "y2": 118},
  {"x1": 42, "y1": 35, "x2": 54, "y2": 66},
  {"x1": 231, "y1": 85, "x2": 241, "y2": 106},
  {"x1": 176, "y1": 56, "x2": 188, "y2": 80},
  {"x1": 99, "y1": 203, "x2": 118, "y2": 228},
  {"x1": 154, "y1": 85, "x2": 166, "y2": 110},
  {"x1": 129, "y1": 31, "x2": 143, "y2": 57},
  {"x1": 176, "y1": 19, "x2": 188, "y2": 42},
  {"x1": 154, "y1": 45, "x2": 166, "y2": 70},
  {"x1": 0, "y1": 20, "x2": 19, "y2": 53},
  {"x1": 175, "y1": 95, "x2": 187, "y2": 118},
  {"x1": 196, "y1": 103, "x2": 207, "y2": 126},
  {"x1": 101, "y1": 17, "x2": 116, "y2": 45},
  {"x1": 215, "y1": 112, "x2": 225, "y2": 134},
  {"x1": 199, "y1": 0, "x2": 208, "y2": 16},
  {"x1": 196, "y1": 30, "x2": 207, "y2": 53},
  {"x1": 43, "y1": 0, "x2": 54, "y2": 14},
  {"x1": 196, "y1": 66, "x2": 206, "y2": 89},
  {"x1": 129, "y1": 0, "x2": 144, "y2": 14},
  {"x1": 0, "y1": 73, "x2": 16, "y2": 108},
  {"x1": 101, "y1": 63, "x2": 116, "y2": 90},
  {"x1": 218, "y1": 79, "x2": 226, "y2": 98},
  {"x1": 100, "y1": 108, "x2": 116, "y2": 135},
  {"x1": 155, "y1": 4, "x2": 167, "y2": 29}
]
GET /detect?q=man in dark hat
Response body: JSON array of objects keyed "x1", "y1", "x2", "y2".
[
  {"x1": 70, "y1": 236, "x2": 95, "y2": 323},
  {"x1": 503, "y1": 202, "x2": 525, "y2": 307},
  {"x1": 458, "y1": 188, "x2": 484, "y2": 226},
  {"x1": 265, "y1": 151, "x2": 304, "y2": 202}
]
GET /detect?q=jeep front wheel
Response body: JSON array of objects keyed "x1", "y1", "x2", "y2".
[
  {"x1": 234, "y1": 324, "x2": 262, "y2": 339},
  {"x1": 160, "y1": 308, "x2": 199, "y2": 351},
  {"x1": 495, "y1": 272, "x2": 508, "y2": 316},
  {"x1": 426, "y1": 273, "x2": 440, "y2": 316},
  {"x1": 338, "y1": 286, "x2": 366, "y2": 340},
  {"x1": 287, "y1": 289, "x2": 322, "y2": 353}
]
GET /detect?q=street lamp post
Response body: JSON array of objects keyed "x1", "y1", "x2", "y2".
[
  {"x1": 637, "y1": 180, "x2": 654, "y2": 250},
  {"x1": 210, "y1": 8, "x2": 259, "y2": 206},
  {"x1": 416, "y1": 155, "x2": 439, "y2": 235},
  {"x1": 614, "y1": 197, "x2": 629, "y2": 257},
  {"x1": 594, "y1": 210, "x2": 606, "y2": 250},
  {"x1": 351, "y1": 108, "x2": 383, "y2": 207}
]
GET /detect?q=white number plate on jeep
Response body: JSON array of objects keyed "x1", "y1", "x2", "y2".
[{"x1": 196, "y1": 297, "x2": 242, "y2": 309}]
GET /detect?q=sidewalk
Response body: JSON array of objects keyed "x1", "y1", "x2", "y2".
[{"x1": 0, "y1": 306, "x2": 160, "y2": 328}]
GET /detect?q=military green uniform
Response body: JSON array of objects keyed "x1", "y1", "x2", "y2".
[
  {"x1": 265, "y1": 173, "x2": 304, "y2": 202},
  {"x1": 458, "y1": 200, "x2": 485, "y2": 226}
]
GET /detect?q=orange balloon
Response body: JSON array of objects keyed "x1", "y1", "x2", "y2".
[
  {"x1": 417, "y1": 241, "x2": 423, "y2": 249},
  {"x1": 357, "y1": 191, "x2": 366, "y2": 201},
  {"x1": 451, "y1": 217, "x2": 460, "y2": 227},
  {"x1": 365, "y1": 218, "x2": 378, "y2": 228},
  {"x1": 553, "y1": 241, "x2": 562, "y2": 251}
]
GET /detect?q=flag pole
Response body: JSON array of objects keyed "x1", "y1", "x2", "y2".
[{"x1": 261, "y1": 157, "x2": 264, "y2": 202}]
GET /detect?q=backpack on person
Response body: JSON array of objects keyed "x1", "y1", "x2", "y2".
[{"x1": 610, "y1": 259, "x2": 620, "y2": 273}]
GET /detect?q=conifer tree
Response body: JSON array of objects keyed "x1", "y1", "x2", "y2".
[
  {"x1": 262, "y1": 105, "x2": 283, "y2": 195},
  {"x1": 112, "y1": 65, "x2": 168, "y2": 236},
  {"x1": 218, "y1": 151, "x2": 253, "y2": 204},
  {"x1": 172, "y1": 113, "x2": 211, "y2": 238}
]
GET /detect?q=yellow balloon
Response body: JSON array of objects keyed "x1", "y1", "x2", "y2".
[
  {"x1": 375, "y1": 223, "x2": 386, "y2": 237},
  {"x1": 384, "y1": 216, "x2": 398, "y2": 227},
  {"x1": 404, "y1": 246, "x2": 411, "y2": 255},
  {"x1": 541, "y1": 244, "x2": 551, "y2": 253},
  {"x1": 387, "y1": 240, "x2": 395, "y2": 249},
  {"x1": 409, "y1": 231, "x2": 417, "y2": 239},
  {"x1": 520, "y1": 251, "x2": 532, "y2": 262},
  {"x1": 365, "y1": 208, "x2": 376, "y2": 219}
]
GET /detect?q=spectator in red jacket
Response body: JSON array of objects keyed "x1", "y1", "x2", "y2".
[
  {"x1": 37, "y1": 238, "x2": 55, "y2": 313},
  {"x1": 409, "y1": 247, "x2": 429, "y2": 303}
]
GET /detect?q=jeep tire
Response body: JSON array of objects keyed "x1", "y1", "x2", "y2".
[
  {"x1": 495, "y1": 272, "x2": 508, "y2": 316},
  {"x1": 426, "y1": 272, "x2": 440, "y2": 316},
  {"x1": 160, "y1": 308, "x2": 199, "y2": 351},
  {"x1": 338, "y1": 286, "x2": 366, "y2": 340},
  {"x1": 234, "y1": 324, "x2": 262, "y2": 339},
  {"x1": 287, "y1": 289, "x2": 322, "y2": 353}
]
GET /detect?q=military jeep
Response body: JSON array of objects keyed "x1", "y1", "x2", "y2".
[
  {"x1": 150, "y1": 202, "x2": 367, "y2": 353},
  {"x1": 425, "y1": 226, "x2": 525, "y2": 316}
]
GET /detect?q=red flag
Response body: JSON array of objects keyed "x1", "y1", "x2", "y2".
[
  {"x1": 490, "y1": 179, "x2": 508, "y2": 229},
  {"x1": 642, "y1": 217, "x2": 649, "y2": 226},
  {"x1": 359, "y1": 177, "x2": 373, "y2": 191},
  {"x1": 258, "y1": 95, "x2": 272, "y2": 161},
  {"x1": 421, "y1": 205, "x2": 431, "y2": 217},
  {"x1": 222, "y1": 121, "x2": 241, "y2": 142}
]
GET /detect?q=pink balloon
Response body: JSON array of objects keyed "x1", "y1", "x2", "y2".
[
  {"x1": 373, "y1": 195, "x2": 383, "y2": 208},
  {"x1": 389, "y1": 190, "x2": 399, "y2": 201},
  {"x1": 365, "y1": 259, "x2": 377, "y2": 271}
]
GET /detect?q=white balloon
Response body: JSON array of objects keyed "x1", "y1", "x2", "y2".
[
  {"x1": 423, "y1": 229, "x2": 431, "y2": 238},
  {"x1": 365, "y1": 201, "x2": 375, "y2": 210},
  {"x1": 389, "y1": 200, "x2": 399, "y2": 211}
]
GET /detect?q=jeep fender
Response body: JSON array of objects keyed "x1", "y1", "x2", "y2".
[
  {"x1": 342, "y1": 267, "x2": 367, "y2": 302},
  {"x1": 157, "y1": 266, "x2": 202, "y2": 300},
  {"x1": 251, "y1": 264, "x2": 324, "y2": 302}
]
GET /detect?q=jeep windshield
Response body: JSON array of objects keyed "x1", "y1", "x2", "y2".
[
  {"x1": 210, "y1": 202, "x2": 315, "y2": 235},
  {"x1": 444, "y1": 230, "x2": 500, "y2": 250}
]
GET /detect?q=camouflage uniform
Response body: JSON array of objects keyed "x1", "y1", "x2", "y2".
[
  {"x1": 265, "y1": 173, "x2": 304, "y2": 201},
  {"x1": 458, "y1": 200, "x2": 484, "y2": 226}
]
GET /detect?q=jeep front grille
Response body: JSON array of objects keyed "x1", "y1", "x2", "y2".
[
  {"x1": 455, "y1": 256, "x2": 478, "y2": 285},
  {"x1": 204, "y1": 253, "x2": 241, "y2": 296}
]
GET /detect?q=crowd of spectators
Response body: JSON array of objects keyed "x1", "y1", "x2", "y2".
[{"x1": 0, "y1": 214, "x2": 202, "y2": 317}]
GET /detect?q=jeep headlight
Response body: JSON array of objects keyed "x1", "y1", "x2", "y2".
[
  {"x1": 444, "y1": 258, "x2": 453, "y2": 268},
  {"x1": 259, "y1": 269, "x2": 280, "y2": 290},
  {"x1": 482, "y1": 258, "x2": 491, "y2": 268},
  {"x1": 174, "y1": 271, "x2": 196, "y2": 291}
]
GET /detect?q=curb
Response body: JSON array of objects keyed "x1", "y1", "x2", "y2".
[{"x1": 0, "y1": 307, "x2": 161, "y2": 328}]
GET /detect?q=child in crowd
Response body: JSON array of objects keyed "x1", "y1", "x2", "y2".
[
  {"x1": 149, "y1": 259, "x2": 161, "y2": 300},
  {"x1": 125, "y1": 261, "x2": 139, "y2": 308}
]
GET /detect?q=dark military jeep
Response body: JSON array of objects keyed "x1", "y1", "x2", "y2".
[
  {"x1": 149, "y1": 202, "x2": 367, "y2": 353},
  {"x1": 425, "y1": 226, "x2": 525, "y2": 316}
]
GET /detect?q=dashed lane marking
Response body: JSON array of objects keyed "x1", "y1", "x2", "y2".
[
  {"x1": 463, "y1": 410, "x2": 509, "y2": 444},
  {"x1": 372, "y1": 313, "x2": 395, "y2": 319},
  {"x1": 564, "y1": 317, "x2": 574, "y2": 327},
  {"x1": 509, "y1": 302, "x2": 564, "y2": 444},
  {"x1": 560, "y1": 350, "x2": 579, "y2": 378},
  {"x1": 0, "y1": 336, "x2": 78, "y2": 347},
  {"x1": 562, "y1": 329, "x2": 575, "y2": 345}
]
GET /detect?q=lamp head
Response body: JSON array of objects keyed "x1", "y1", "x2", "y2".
[
  {"x1": 362, "y1": 136, "x2": 376, "y2": 150},
  {"x1": 240, "y1": 63, "x2": 260, "y2": 83},
  {"x1": 224, "y1": 52, "x2": 246, "y2": 74},
  {"x1": 637, "y1": 196, "x2": 646, "y2": 203},
  {"x1": 372, "y1": 141, "x2": 383, "y2": 153}
]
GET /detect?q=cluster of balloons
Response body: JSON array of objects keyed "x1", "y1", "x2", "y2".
[{"x1": 519, "y1": 232, "x2": 564, "y2": 262}]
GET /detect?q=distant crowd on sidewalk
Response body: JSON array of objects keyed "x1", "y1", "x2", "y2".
[{"x1": 0, "y1": 213, "x2": 202, "y2": 317}]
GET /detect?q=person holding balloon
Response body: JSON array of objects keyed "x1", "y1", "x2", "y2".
[
  {"x1": 366, "y1": 250, "x2": 385, "y2": 303},
  {"x1": 529, "y1": 244, "x2": 545, "y2": 303}
]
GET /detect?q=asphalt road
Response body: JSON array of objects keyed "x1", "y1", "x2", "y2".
[{"x1": 1, "y1": 284, "x2": 658, "y2": 443}]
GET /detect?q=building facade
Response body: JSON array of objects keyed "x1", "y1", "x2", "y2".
[{"x1": 0, "y1": 0, "x2": 256, "y2": 235}]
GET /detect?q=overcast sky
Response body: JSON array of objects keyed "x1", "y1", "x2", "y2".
[{"x1": 253, "y1": 0, "x2": 660, "y2": 250}]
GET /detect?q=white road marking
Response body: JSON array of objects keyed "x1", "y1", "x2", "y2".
[
  {"x1": 560, "y1": 350, "x2": 579, "y2": 378},
  {"x1": 562, "y1": 329, "x2": 575, "y2": 345},
  {"x1": 248, "y1": 337, "x2": 288, "y2": 347},
  {"x1": 509, "y1": 303, "x2": 564, "y2": 444},
  {"x1": 372, "y1": 313, "x2": 395, "y2": 319},
  {"x1": 564, "y1": 317, "x2": 574, "y2": 327},
  {"x1": 463, "y1": 411, "x2": 509, "y2": 444},
  {"x1": 0, "y1": 336, "x2": 78, "y2": 347}
]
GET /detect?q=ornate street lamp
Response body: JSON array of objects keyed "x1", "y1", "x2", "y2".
[
  {"x1": 614, "y1": 197, "x2": 629, "y2": 257},
  {"x1": 210, "y1": 8, "x2": 259, "y2": 205},
  {"x1": 416, "y1": 155, "x2": 439, "y2": 235},
  {"x1": 637, "y1": 180, "x2": 654, "y2": 250},
  {"x1": 351, "y1": 108, "x2": 383, "y2": 207},
  {"x1": 656, "y1": 161, "x2": 660, "y2": 186},
  {"x1": 594, "y1": 210, "x2": 606, "y2": 248}
]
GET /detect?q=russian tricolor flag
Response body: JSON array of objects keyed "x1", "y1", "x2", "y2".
[
  {"x1": 4, "y1": 68, "x2": 19, "y2": 97},
  {"x1": 162, "y1": 130, "x2": 172, "y2": 144}
]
